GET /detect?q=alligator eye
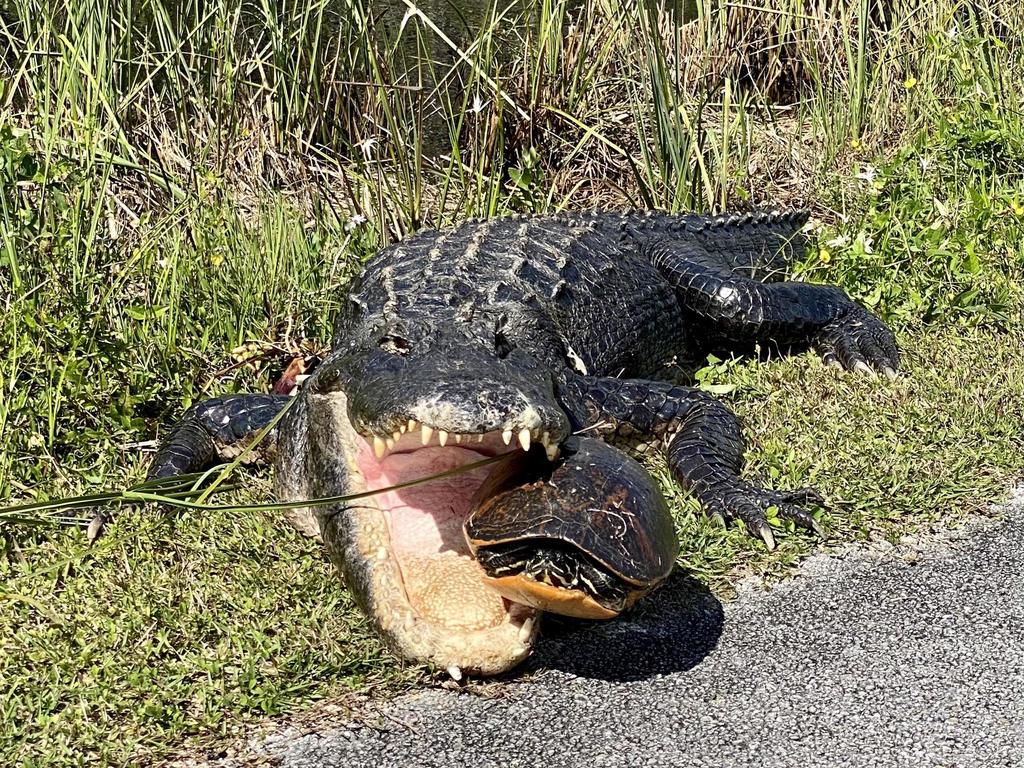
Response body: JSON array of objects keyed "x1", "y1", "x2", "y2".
[{"x1": 379, "y1": 334, "x2": 411, "y2": 356}]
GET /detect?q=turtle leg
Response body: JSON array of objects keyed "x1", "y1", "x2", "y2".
[
  {"x1": 644, "y1": 236, "x2": 899, "y2": 377},
  {"x1": 559, "y1": 375, "x2": 823, "y2": 549},
  {"x1": 148, "y1": 394, "x2": 291, "y2": 480}
]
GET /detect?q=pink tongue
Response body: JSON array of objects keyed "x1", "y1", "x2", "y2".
[
  {"x1": 359, "y1": 445, "x2": 494, "y2": 555},
  {"x1": 357, "y1": 443, "x2": 514, "y2": 631}
]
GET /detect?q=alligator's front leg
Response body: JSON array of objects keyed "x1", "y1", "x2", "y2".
[
  {"x1": 560, "y1": 376, "x2": 822, "y2": 549},
  {"x1": 646, "y1": 237, "x2": 900, "y2": 377},
  {"x1": 148, "y1": 394, "x2": 291, "y2": 479}
]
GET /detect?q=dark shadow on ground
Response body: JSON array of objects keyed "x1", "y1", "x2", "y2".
[{"x1": 523, "y1": 570, "x2": 724, "y2": 683}]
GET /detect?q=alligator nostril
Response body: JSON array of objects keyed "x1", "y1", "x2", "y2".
[{"x1": 494, "y1": 317, "x2": 514, "y2": 359}]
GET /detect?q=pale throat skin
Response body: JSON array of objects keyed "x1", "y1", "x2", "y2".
[{"x1": 147, "y1": 210, "x2": 900, "y2": 675}]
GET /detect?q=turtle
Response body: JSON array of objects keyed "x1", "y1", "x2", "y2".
[{"x1": 466, "y1": 437, "x2": 679, "y2": 620}]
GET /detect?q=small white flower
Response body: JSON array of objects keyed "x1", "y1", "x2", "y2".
[
  {"x1": 470, "y1": 94, "x2": 489, "y2": 115},
  {"x1": 919, "y1": 156, "x2": 931, "y2": 172},
  {"x1": 825, "y1": 234, "x2": 850, "y2": 248},
  {"x1": 855, "y1": 165, "x2": 877, "y2": 184},
  {"x1": 947, "y1": 25, "x2": 959, "y2": 41},
  {"x1": 358, "y1": 137, "x2": 378, "y2": 158},
  {"x1": 345, "y1": 213, "x2": 367, "y2": 232}
]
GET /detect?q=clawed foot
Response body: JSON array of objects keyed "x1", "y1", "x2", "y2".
[
  {"x1": 712, "y1": 485, "x2": 827, "y2": 550},
  {"x1": 814, "y1": 306, "x2": 899, "y2": 380}
]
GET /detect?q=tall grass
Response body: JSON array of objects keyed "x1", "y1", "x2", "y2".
[{"x1": 3, "y1": 0, "x2": 1019, "y2": 221}]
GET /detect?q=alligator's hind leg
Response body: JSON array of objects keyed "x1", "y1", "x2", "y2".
[
  {"x1": 148, "y1": 394, "x2": 291, "y2": 480},
  {"x1": 645, "y1": 237, "x2": 899, "y2": 377},
  {"x1": 560, "y1": 375, "x2": 823, "y2": 549}
]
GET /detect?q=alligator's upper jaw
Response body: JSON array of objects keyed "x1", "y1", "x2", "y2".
[{"x1": 291, "y1": 390, "x2": 552, "y2": 676}]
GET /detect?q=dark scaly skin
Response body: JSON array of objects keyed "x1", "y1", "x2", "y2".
[
  {"x1": 559, "y1": 378, "x2": 824, "y2": 549},
  {"x1": 145, "y1": 210, "x2": 898, "y2": 672},
  {"x1": 644, "y1": 235, "x2": 899, "y2": 372}
]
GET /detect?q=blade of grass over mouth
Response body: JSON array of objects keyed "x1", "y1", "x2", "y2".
[{"x1": 0, "y1": 452, "x2": 514, "y2": 522}]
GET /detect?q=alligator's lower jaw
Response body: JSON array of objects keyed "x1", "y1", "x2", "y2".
[{"x1": 283, "y1": 391, "x2": 540, "y2": 676}]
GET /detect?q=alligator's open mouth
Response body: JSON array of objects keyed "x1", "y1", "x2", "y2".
[
  {"x1": 307, "y1": 400, "x2": 566, "y2": 676},
  {"x1": 278, "y1": 388, "x2": 573, "y2": 675},
  {"x1": 358, "y1": 427, "x2": 538, "y2": 621}
]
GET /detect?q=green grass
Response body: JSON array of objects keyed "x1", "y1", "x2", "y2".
[
  {"x1": 1, "y1": 505, "x2": 417, "y2": 765},
  {"x1": 1, "y1": 0, "x2": 1024, "y2": 764},
  {"x1": 685, "y1": 322, "x2": 1024, "y2": 588}
]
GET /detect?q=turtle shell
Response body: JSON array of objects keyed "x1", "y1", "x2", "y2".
[
  {"x1": 479, "y1": 575, "x2": 622, "y2": 620},
  {"x1": 466, "y1": 437, "x2": 678, "y2": 587}
]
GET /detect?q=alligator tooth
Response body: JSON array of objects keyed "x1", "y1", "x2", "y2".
[
  {"x1": 398, "y1": 423, "x2": 407, "y2": 434},
  {"x1": 385, "y1": 437, "x2": 395, "y2": 451},
  {"x1": 518, "y1": 428, "x2": 531, "y2": 452},
  {"x1": 373, "y1": 436, "x2": 387, "y2": 458},
  {"x1": 454, "y1": 433, "x2": 463, "y2": 444},
  {"x1": 438, "y1": 430, "x2": 449, "y2": 447},
  {"x1": 518, "y1": 617, "x2": 535, "y2": 643},
  {"x1": 408, "y1": 419, "x2": 418, "y2": 432},
  {"x1": 501, "y1": 429, "x2": 513, "y2": 446},
  {"x1": 476, "y1": 433, "x2": 485, "y2": 443},
  {"x1": 447, "y1": 665, "x2": 463, "y2": 682},
  {"x1": 393, "y1": 431, "x2": 402, "y2": 442},
  {"x1": 421, "y1": 424, "x2": 433, "y2": 445}
]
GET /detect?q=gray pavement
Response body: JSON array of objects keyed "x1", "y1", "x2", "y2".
[{"x1": 221, "y1": 498, "x2": 1024, "y2": 768}]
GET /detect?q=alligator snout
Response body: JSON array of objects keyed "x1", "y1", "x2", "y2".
[
  {"x1": 402, "y1": 378, "x2": 570, "y2": 442},
  {"x1": 315, "y1": 346, "x2": 572, "y2": 452}
]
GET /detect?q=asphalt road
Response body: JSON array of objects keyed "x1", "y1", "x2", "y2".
[{"x1": 218, "y1": 499, "x2": 1024, "y2": 768}]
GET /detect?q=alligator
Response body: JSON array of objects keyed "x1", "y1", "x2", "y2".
[{"x1": 148, "y1": 210, "x2": 899, "y2": 676}]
